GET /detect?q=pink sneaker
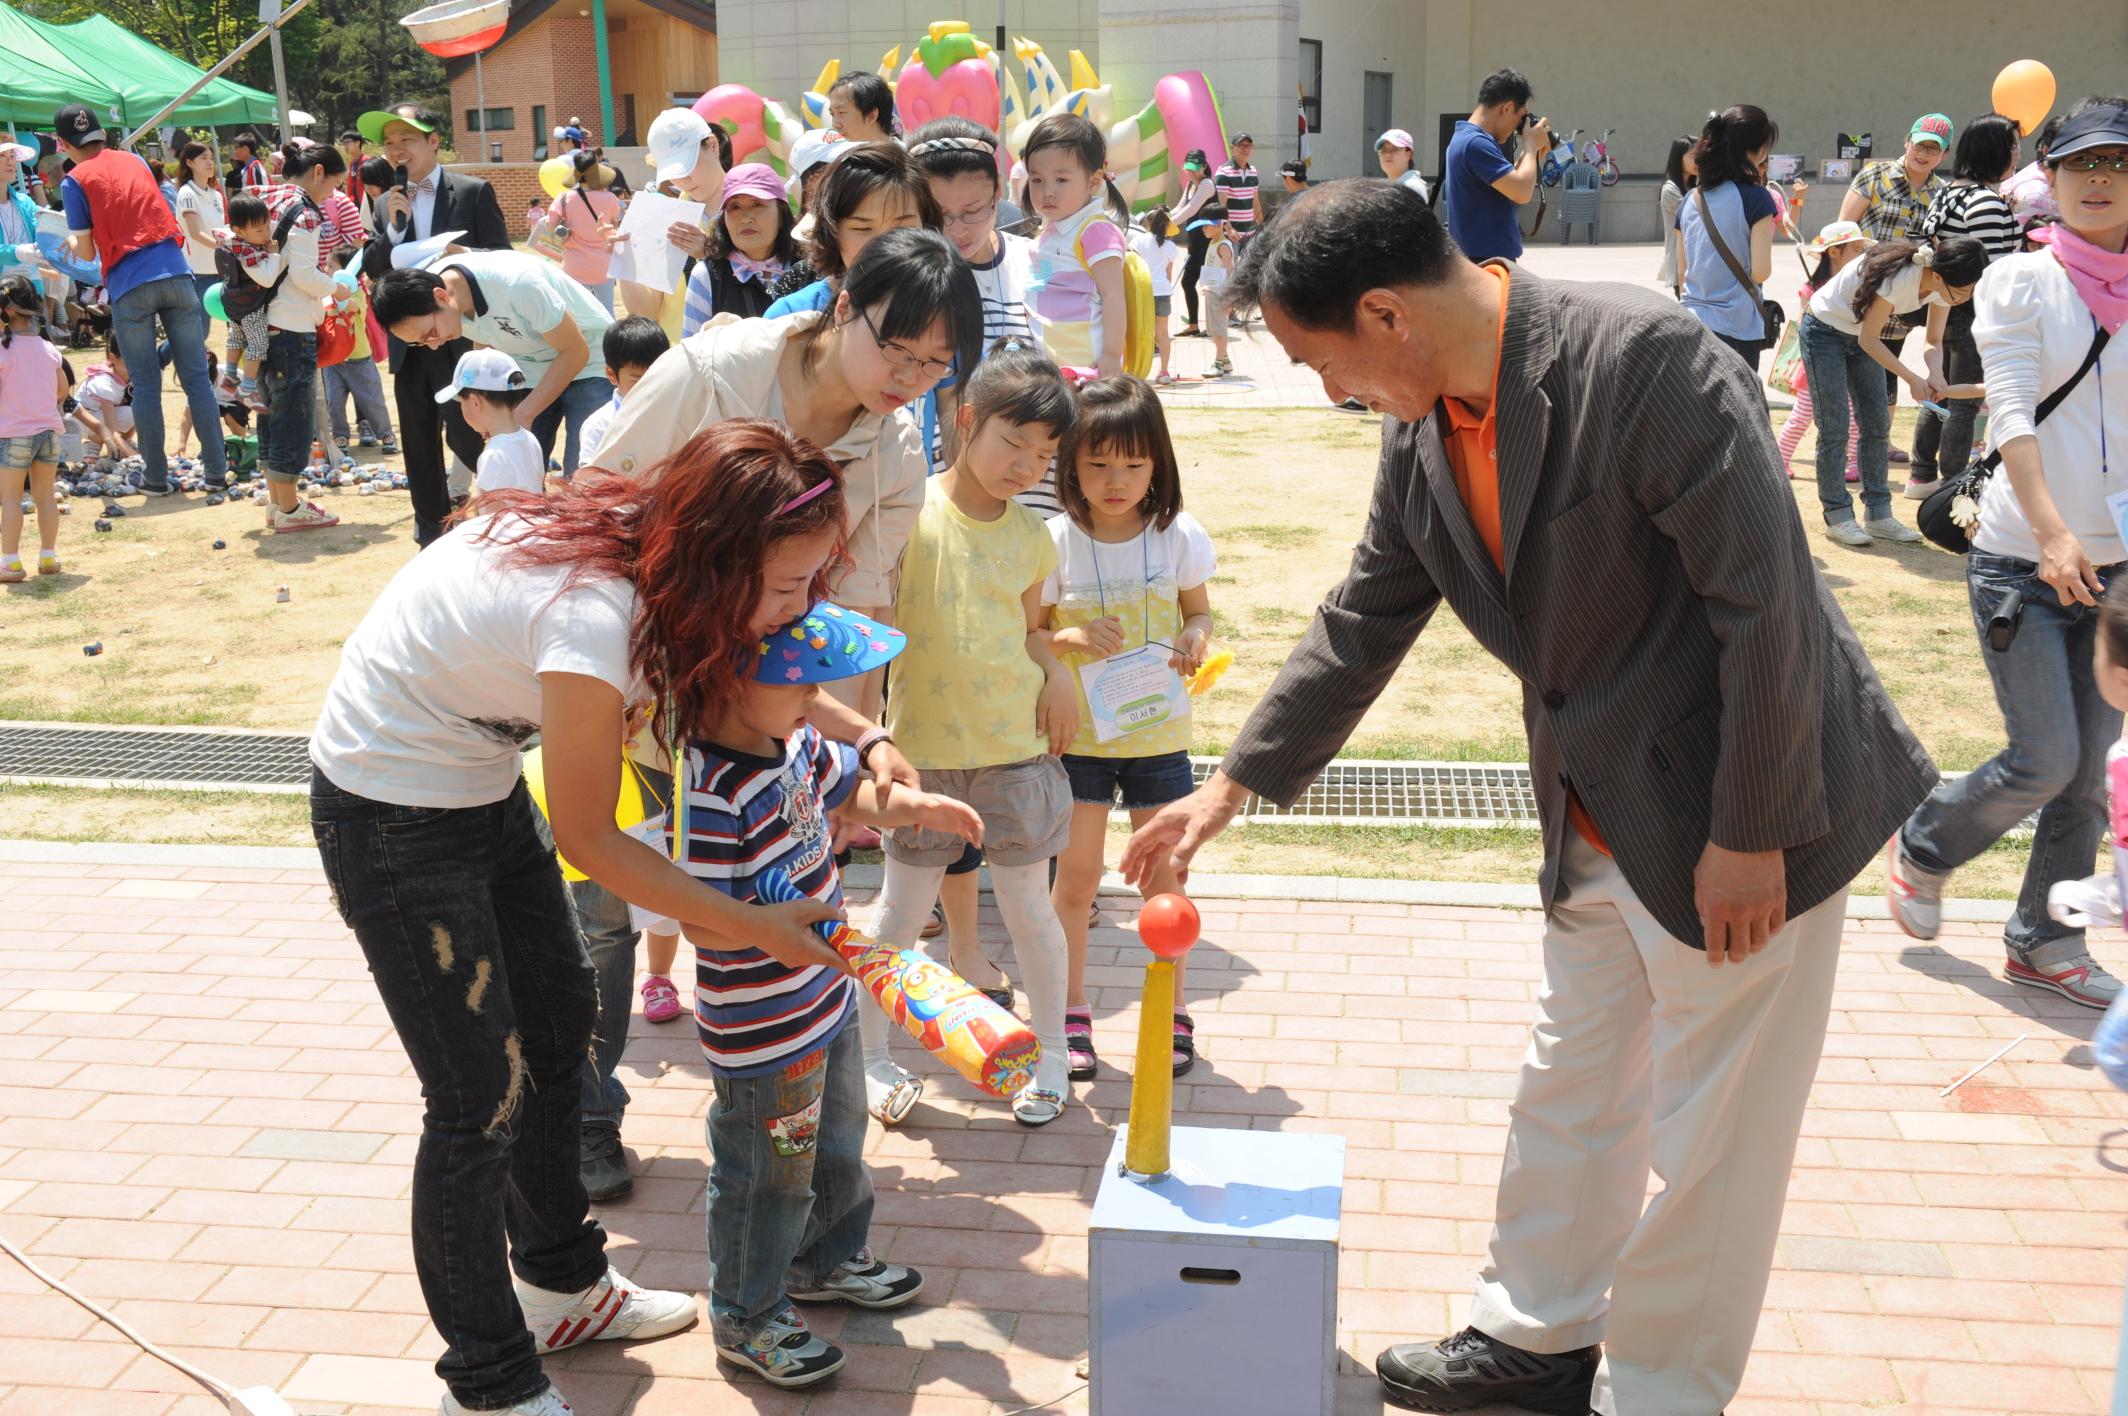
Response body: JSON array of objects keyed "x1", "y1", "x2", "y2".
[{"x1": 641, "y1": 975, "x2": 683, "y2": 1024}]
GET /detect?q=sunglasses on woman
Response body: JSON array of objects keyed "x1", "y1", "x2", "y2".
[{"x1": 2058, "y1": 151, "x2": 2128, "y2": 174}]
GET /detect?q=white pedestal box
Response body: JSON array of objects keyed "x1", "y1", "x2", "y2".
[{"x1": 1088, "y1": 1124, "x2": 1345, "y2": 1416}]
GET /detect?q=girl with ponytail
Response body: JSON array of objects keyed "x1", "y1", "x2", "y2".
[{"x1": 1800, "y1": 232, "x2": 1987, "y2": 546}]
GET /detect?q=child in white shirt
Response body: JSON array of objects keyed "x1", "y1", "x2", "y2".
[
  {"x1": 437, "y1": 348, "x2": 546, "y2": 500},
  {"x1": 577, "y1": 316, "x2": 670, "y2": 470},
  {"x1": 1128, "y1": 208, "x2": 1186, "y2": 384}
]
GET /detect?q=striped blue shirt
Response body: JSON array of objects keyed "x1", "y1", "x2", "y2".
[{"x1": 682, "y1": 725, "x2": 860, "y2": 1079}]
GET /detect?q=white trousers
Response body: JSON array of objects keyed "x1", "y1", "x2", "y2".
[{"x1": 1471, "y1": 833, "x2": 1845, "y2": 1416}]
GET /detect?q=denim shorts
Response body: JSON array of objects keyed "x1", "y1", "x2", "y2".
[
  {"x1": 0, "y1": 430, "x2": 58, "y2": 472},
  {"x1": 1062, "y1": 750, "x2": 1195, "y2": 810},
  {"x1": 1153, "y1": 294, "x2": 1173, "y2": 317}
]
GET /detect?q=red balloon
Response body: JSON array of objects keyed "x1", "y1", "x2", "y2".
[{"x1": 1138, "y1": 894, "x2": 1201, "y2": 959}]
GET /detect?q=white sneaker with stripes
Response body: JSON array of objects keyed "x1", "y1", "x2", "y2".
[{"x1": 516, "y1": 1265, "x2": 697, "y2": 1354}]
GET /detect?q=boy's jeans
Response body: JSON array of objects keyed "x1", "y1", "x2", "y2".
[
  {"x1": 1901, "y1": 552, "x2": 2125, "y2": 953},
  {"x1": 528, "y1": 376, "x2": 616, "y2": 476},
  {"x1": 325, "y1": 355, "x2": 395, "y2": 443},
  {"x1": 311, "y1": 770, "x2": 610, "y2": 1407},
  {"x1": 707, "y1": 1020, "x2": 873, "y2": 1343}
]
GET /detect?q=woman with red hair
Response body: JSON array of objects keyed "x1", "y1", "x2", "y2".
[{"x1": 306, "y1": 419, "x2": 905, "y2": 1416}]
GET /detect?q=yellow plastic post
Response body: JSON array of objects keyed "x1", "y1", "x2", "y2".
[{"x1": 1124, "y1": 957, "x2": 1177, "y2": 1179}]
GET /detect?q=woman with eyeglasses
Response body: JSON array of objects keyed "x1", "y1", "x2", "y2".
[
  {"x1": 1889, "y1": 100, "x2": 2128, "y2": 1010},
  {"x1": 587, "y1": 226, "x2": 982, "y2": 726}
]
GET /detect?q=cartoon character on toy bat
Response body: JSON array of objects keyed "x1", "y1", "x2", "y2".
[{"x1": 755, "y1": 867, "x2": 1040, "y2": 1097}]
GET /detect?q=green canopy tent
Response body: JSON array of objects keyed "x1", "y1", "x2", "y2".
[
  {"x1": 0, "y1": 5, "x2": 276, "y2": 131},
  {"x1": 0, "y1": 4, "x2": 124, "y2": 128},
  {"x1": 54, "y1": 14, "x2": 279, "y2": 128}
]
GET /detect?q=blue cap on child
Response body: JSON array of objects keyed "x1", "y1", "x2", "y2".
[{"x1": 755, "y1": 602, "x2": 906, "y2": 685}]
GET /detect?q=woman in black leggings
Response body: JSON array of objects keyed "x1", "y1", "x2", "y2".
[{"x1": 1173, "y1": 150, "x2": 1214, "y2": 333}]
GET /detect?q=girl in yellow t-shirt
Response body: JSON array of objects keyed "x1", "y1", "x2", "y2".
[
  {"x1": 1040, "y1": 376, "x2": 1216, "y2": 1079},
  {"x1": 866, "y1": 338, "x2": 1082, "y2": 1127}
]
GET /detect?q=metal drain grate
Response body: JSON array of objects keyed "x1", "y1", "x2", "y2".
[
  {"x1": 0, "y1": 723, "x2": 312, "y2": 794},
  {"x1": 1188, "y1": 757, "x2": 1539, "y2": 827},
  {"x1": 0, "y1": 723, "x2": 2001, "y2": 836}
]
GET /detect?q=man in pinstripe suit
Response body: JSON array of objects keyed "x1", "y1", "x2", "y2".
[{"x1": 1122, "y1": 181, "x2": 1937, "y2": 1416}]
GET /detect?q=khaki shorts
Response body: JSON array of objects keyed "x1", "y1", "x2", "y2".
[{"x1": 886, "y1": 756, "x2": 1069, "y2": 867}]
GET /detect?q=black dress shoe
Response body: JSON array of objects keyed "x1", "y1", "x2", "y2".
[
  {"x1": 1377, "y1": 1327, "x2": 1598, "y2": 1414},
  {"x1": 580, "y1": 1127, "x2": 633, "y2": 1203}
]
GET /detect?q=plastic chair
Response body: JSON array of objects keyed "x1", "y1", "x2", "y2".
[{"x1": 1558, "y1": 162, "x2": 1602, "y2": 245}]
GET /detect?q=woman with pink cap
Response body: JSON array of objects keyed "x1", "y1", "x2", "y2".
[
  {"x1": 682, "y1": 162, "x2": 800, "y2": 335},
  {"x1": 1375, "y1": 127, "x2": 1430, "y2": 201}
]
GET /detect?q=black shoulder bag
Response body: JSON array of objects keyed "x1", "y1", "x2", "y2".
[
  {"x1": 1694, "y1": 185, "x2": 1784, "y2": 346},
  {"x1": 1918, "y1": 323, "x2": 2111, "y2": 553}
]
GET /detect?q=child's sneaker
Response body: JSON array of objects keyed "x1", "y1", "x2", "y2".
[
  {"x1": 268, "y1": 499, "x2": 340, "y2": 534},
  {"x1": 789, "y1": 1249, "x2": 924, "y2": 1309},
  {"x1": 37, "y1": 550, "x2": 60, "y2": 576},
  {"x1": 440, "y1": 1384, "x2": 575, "y2": 1415},
  {"x1": 716, "y1": 1304, "x2": 846, "y2": 1388},
  {"x1": 640, "y1": 974, "x2": 683, "y2": 1024},
  {"x1": 1209, "y1": 358, "x2": 1233, "y2": 377},
  {"x1": 516, "y1": 1265, "x2": 697, "y2": 1354}
]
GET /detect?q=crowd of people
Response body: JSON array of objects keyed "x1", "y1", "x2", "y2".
[{"x1": 8, "y1": 60, "x2": 2128, "y2": 1416}]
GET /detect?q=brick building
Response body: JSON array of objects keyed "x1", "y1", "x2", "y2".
[{"x1": 444, "y1": 0, "x2": 717, "y2": 164}]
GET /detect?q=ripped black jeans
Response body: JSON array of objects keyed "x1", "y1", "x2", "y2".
[{"x1": 311, "y1": 769, "x2": 610, "y2": 1409}]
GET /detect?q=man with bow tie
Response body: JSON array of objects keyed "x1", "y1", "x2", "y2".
[
  {"x1": 357, "y1": 103, "x2": 512, "y2": 546},
  {"x1": 680, "y1": 162, "x2": 798, "y2": 336}
]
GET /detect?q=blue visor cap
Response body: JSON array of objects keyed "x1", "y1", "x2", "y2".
[{"x1": 755, "y1": 602, "x2": 907, "y2": 684}]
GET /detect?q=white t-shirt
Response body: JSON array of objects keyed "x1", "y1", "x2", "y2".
[
  {"x1": 476, "y1": 427, "x2": 547, "y2": 495},
  {"x1": 1395, "y1": 170, "x2": 1431, "y2": 202},
  {"x1": 1808, "y1": 260, "x2": 1932, "y2": 336},
  {"x1": 175, "y1": 183, "x2": 224, "y2": 276},
  {"x1": 309, "y1": 517, "x2": 642, "y2": 808},
  {"x1": 1128, "y1": 230, "x2": 1185, "y2": 297},
  {"x1": 1040, "y1": 510, "x2": 1217, "y2": 759},
  {"x1": 577, "y1": 390, "x2": 623, "y2": 464},
  {"x1": 78, "y1": 367, "x2": 134, "y2": 436}
]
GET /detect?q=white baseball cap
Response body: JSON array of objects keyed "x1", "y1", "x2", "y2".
[
  {"x1": 788, "y1": 127, "x2": 855, "y2": 183},
  {"x1": 646, "y1": 107, "x2": 714, "y2": 185},
  {"x1": 436, "y1": 347, "x2": 529, "y2": 404}
]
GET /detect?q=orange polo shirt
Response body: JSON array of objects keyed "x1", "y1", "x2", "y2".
[{"x1": 1441, "y1": 264, "x2": 1610, "y2": 855}]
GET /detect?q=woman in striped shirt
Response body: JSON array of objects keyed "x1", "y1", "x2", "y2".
[{"x1": 1908, "y1": 113, "x2": 2024, "y2": 497}]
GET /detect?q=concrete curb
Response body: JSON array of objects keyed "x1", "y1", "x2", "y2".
[{"x1": 1, "y1": 839, "x2": 2015, "y2": 923}]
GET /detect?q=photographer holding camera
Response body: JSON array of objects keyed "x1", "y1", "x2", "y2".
[{"x1": 1442, "y1": 67, "x2": 1550, "y2": 262}]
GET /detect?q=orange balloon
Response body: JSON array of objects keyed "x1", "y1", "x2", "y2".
[
  {"x1": 1992, "y1": 59, "x2": 2057, "y2": 137},
  {"x1": 1138, "y1": 893, "x2": 1201, "y2": 959}
]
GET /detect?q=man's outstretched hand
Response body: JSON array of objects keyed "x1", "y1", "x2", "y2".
[{"x1": 1119, "y1": 771, "x2": 1251, "y2": 887}]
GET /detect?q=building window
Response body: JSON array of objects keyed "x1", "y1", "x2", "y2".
[
  {"x1": 533, "y1": 104, "x2": 547, "y2": 160},
  {"x1": 465, "y1": 107, "x2": 516, "y2": 132},
  {"x1": 1299, "y1": 38, "x2": 1322, "y2": 137}
]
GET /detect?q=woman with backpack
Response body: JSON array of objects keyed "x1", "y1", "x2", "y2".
[
  {"x1": 1906, "y1": 113, "x2": 2024, "y2": 499},
  {"x1": 543, "y1": 150, "x2": 624, "y2": 313},
  {"x1": 1887, "y1": 101, "x2": 2128, "y2": 1010}
]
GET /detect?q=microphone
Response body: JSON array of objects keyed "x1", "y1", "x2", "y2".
[{"x1": 393, "y1": 164, "x2": 410, "y2": 233}]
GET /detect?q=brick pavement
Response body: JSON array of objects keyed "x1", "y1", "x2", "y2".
[{"x1": 2, "y1": 850, "x2": 2125, "y2": 1414}]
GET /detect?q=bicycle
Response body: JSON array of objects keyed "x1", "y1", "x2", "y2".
[
  {"x1": 1583, "y1": 127, "x2": 1621, "y2": 187},
  {"x1": 1540, "y1": 127, "x2": 1583, "y2": 187}
]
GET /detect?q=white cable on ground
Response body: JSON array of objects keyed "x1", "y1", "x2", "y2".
[
  {"x1": 997, "y1": 1379, "x2": 1089, "y2": 1414},
  {"x1": 0, "y1": 1231, "x2": 299, "y2": 1415}
]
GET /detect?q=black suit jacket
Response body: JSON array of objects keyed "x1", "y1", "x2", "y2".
[
  {"x1": 1222, "y1": 268, "x2": 1938, "y2": 947},
  {"x1": 359, "y1": 166, "x2": 512, "y2": 373}
]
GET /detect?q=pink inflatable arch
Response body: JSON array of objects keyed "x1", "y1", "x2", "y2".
[{"x1": 1152, "y1": 71, "x2": 1227, "y2": 194}]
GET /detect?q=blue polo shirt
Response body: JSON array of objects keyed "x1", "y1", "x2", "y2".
[{"x1": 1443, "y1": 120, "x2": 1523, "y2": 263}]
